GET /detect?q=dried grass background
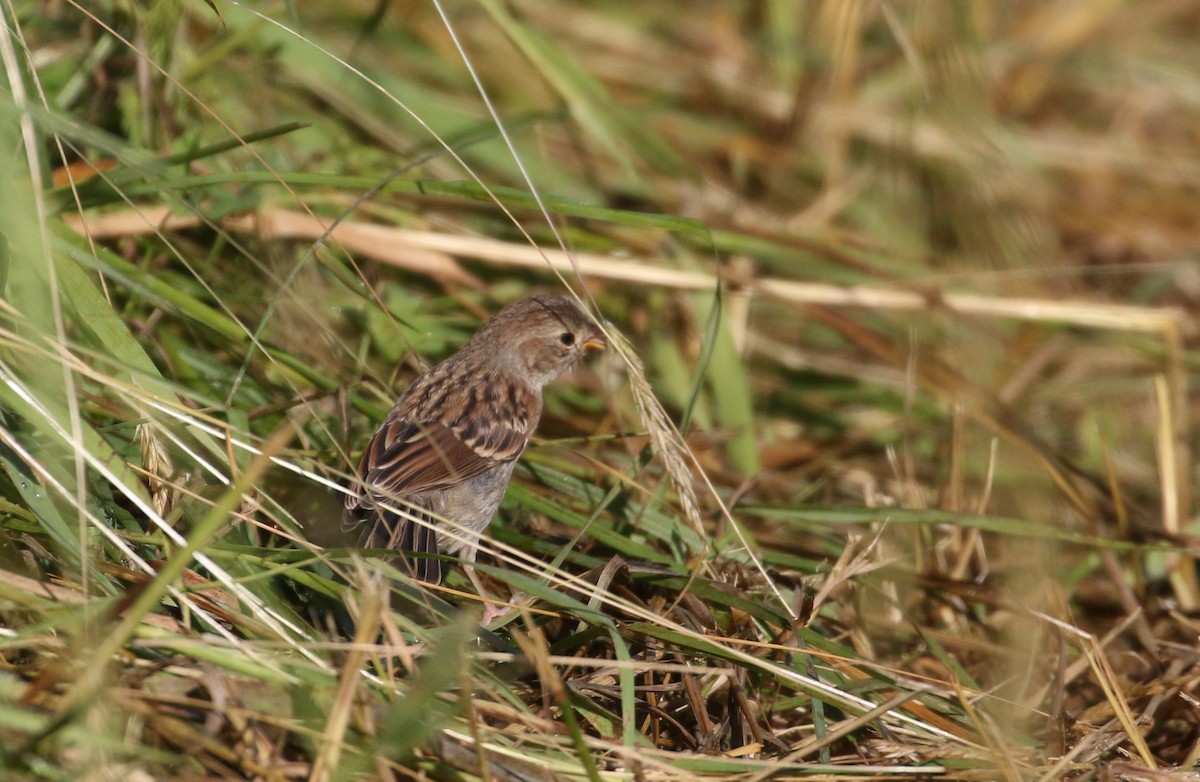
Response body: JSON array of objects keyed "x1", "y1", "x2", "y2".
[{"x1": 1, "y1": 1, "x2": 1198, "y2": 780}]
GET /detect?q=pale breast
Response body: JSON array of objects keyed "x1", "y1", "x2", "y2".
[{"x1": 424, "y1": 461, "x2": 518, "y2": 555}]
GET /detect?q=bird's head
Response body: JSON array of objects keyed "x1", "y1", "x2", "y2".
[{"x1": 479, "y1": 294, "x2": 605, "y2": 386}]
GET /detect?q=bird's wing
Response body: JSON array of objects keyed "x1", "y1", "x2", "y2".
[
  {"x1": 345, "y1": 415, "x2": 530, "y2": 510},
  {"x1": 343, "y1": 414, "x2": 530, "y2": 584}
]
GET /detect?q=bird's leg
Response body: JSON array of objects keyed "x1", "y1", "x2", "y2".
[
  {"x1": 464, "y1": 565, "x2": 512, "y2": 625},
  {"x1": 461, "y1": 542, "x2": 517, "y2": 625}
]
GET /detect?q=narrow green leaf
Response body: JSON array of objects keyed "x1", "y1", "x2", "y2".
[
  {"x1": 478, "y1": 0, "x2": 684, "y2": 178},
  {"x1": 695, "y1": 292, "x2": 760, "y2": 476},
  {"x1": 336, "y1": 613, "x2": 476, "y2": 778}
]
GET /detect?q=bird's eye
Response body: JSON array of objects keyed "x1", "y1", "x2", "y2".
[{"x1": 559, "y1": 332, "x2": 576, "y2": 346}]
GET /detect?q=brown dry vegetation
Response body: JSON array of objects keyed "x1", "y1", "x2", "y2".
[{"x1": 1, "y1": 2, "x2": 1199, "y2": 780}]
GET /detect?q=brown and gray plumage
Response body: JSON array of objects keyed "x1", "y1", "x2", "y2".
[{"x1": 343, "y1": 295, "x2": 604, "y2": 594}]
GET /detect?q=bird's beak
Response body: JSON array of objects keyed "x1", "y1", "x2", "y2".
[{"x1": 582, "y1": 328, "x2": 606, "y2": 353}]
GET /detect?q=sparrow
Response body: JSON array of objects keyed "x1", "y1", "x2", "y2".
[{"x1": 343, "y1": 294, "x2": 605, "y2": 614}]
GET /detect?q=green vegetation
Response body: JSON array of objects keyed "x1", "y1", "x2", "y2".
[{"x1": 0, "y1": 1, "x2": 1196, "y2": 779}]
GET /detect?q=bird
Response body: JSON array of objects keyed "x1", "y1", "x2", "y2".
[{"x1": 343, "y1": 294, "x2": 605, "y2": 618}]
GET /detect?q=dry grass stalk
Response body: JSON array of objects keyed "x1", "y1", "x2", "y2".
[
  {"x1": 1035, "y1": 611, "x2": 1157, "y2": 769},
  {"x1": 65, "y1": 208, "x2": 1193, "y2": 336}
]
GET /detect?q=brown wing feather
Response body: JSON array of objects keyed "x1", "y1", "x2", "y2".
[
  {"x1": 343, "y1": 413, "x2": 529, "y2": 584},
  {"x1": 345, "y1": 410, "x2": 533, "y2": 511},
  {"x1": 364, "y1": 418, "x2": 524, "y2": 498}
]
